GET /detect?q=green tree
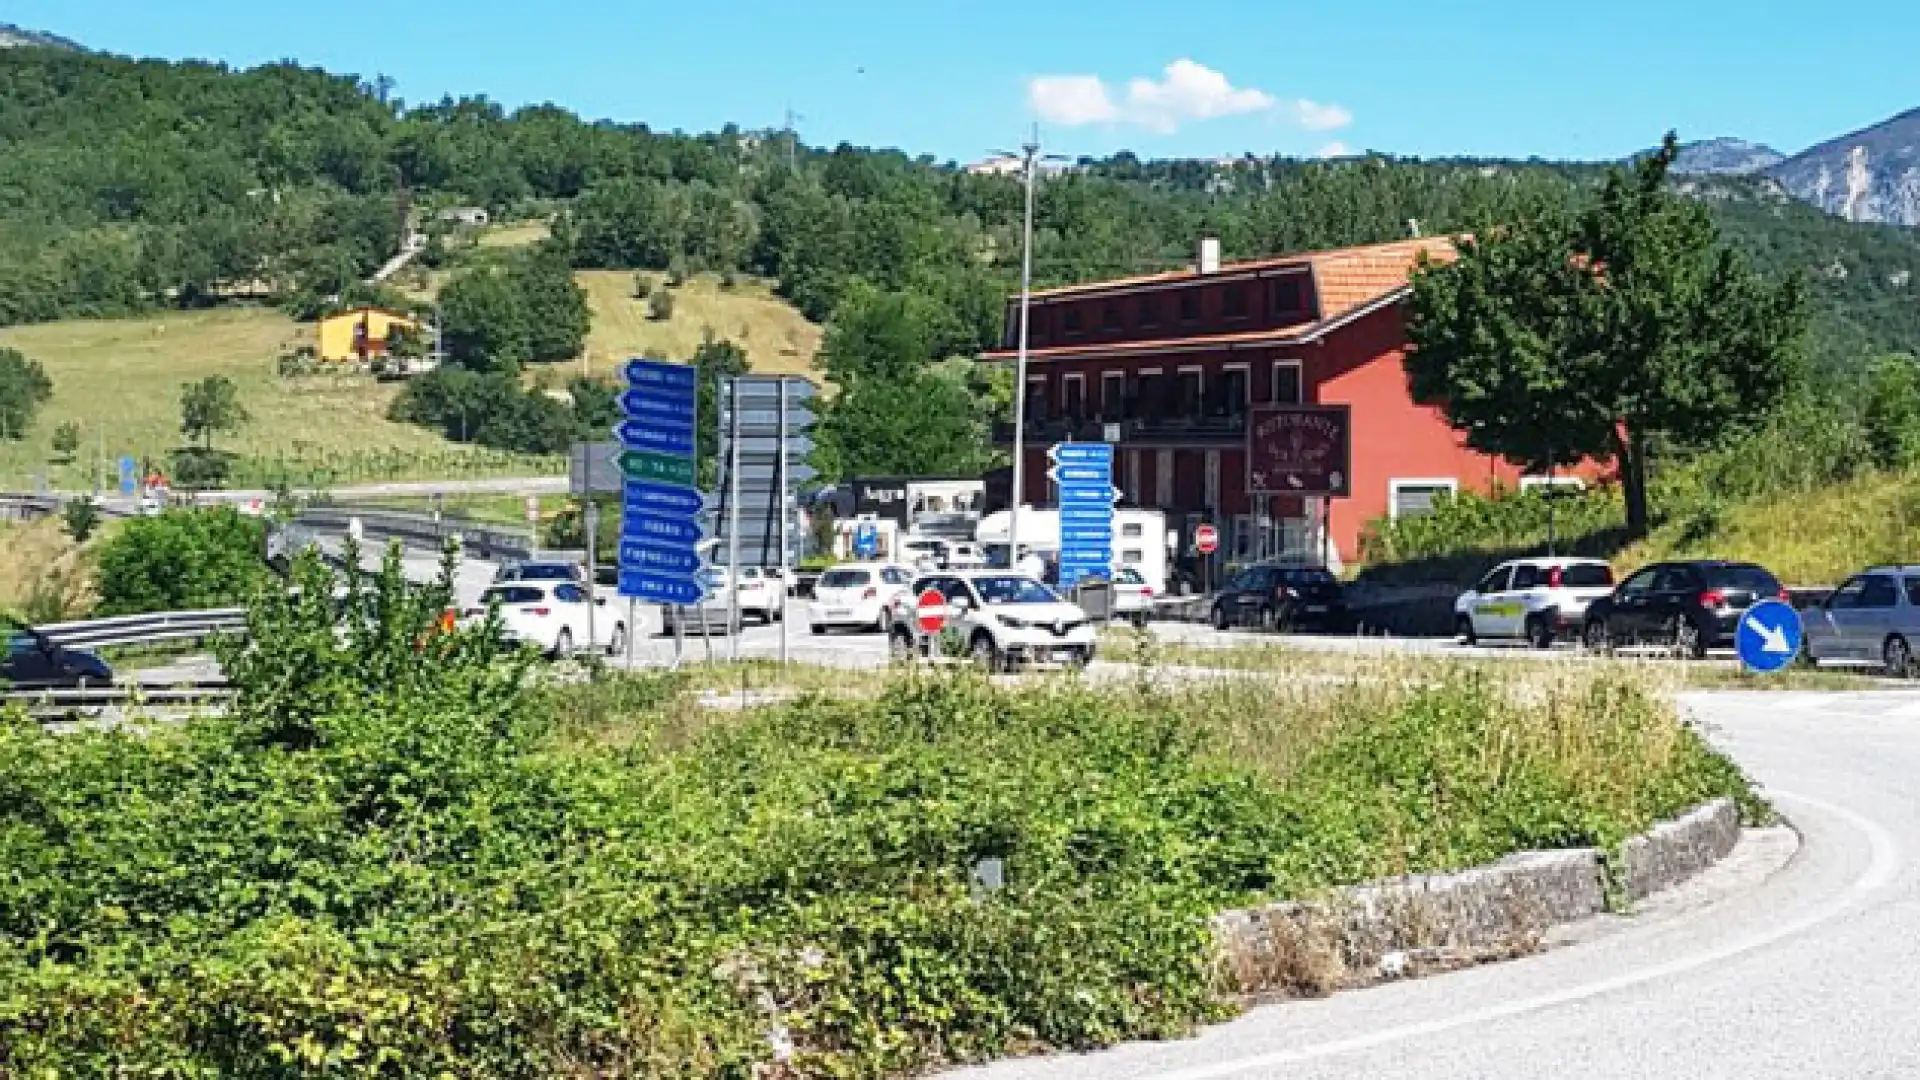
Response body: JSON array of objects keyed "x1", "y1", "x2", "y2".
[
  {"x1": 691, "y1": 338, "x2": 749, "y2": 488},
  {"x1": 49, "y1": 421, "x2": 80, "y2": 462},
  {"x1": 815, "y1": 366, "x2": 993, "y2": 479},
  {"x1": 1405, "y1": 135, "x2": 1808, "y2": 537},
  {"x1": 179, "y1": 375, "x2": 250, "y2": 451},
  {"x1": 0, "y1": 347, "x2": 53, "y2": 441},
  {"x1": 62, "y1": 495, "x2": 100, "y2": 543},
  {"x1": 438, "y1": 267, "x2": 530, "y2": 373},
  {"x1": 93, "y1": 506, "x2": 266, "y2": 614},
  {"x1": 1863, "y1": 353, "x2": 1920, "y2": 470},
  {"x1": 511, "y1": 248, "x2": 590, "y2": 364}
]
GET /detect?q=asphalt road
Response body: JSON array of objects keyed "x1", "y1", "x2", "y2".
[{"x1": 949, "y1": 690, "x2": 1919, "y2": 1080}]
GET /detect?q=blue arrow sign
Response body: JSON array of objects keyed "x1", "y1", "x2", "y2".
[
  {"x1": 1735, "y1": 599, "x2": 1802, "y2": 674},
  {"x1": 614, "y1": 420, "x2": 697, "y2": 457},
  {"x1": 619, "y1": 387, "x2": 698, "y2": 425},
  {"x1": 1058, "y1": 483, "x2": 1122, "y2": 505},
  {"x1": 1059, "y1": 505, "x2": 1114, "y2": 524},
  {"x1": 117, "y1": 454, "x2": 138, "y2": 496},
  {"x1": 852, "y1": 523, "x2": 879, "y2": 558},
  {"x1": 1060, "y1": 526, "x2": 1113, "y2": 544},
  {"x1": 1049, "y1": 463, "x2": 1112, "y2": 485},
  {"x1": 1059, "y1": 545, "x2": 1114, "y2": 565},
  {"x1": 618, "y1": 540, "x2": 703, "y2": 576},
  {"x1": 619, "y1": 569, "x2": 707, "y2": 605},
  {"x1": 622, "y1": 480, "x2": 704, "y2": 516},
  {"x1": 622, "y1": 358, "x2": 698, "y2": 392},
  {"x1": 622, "y1": 510, "x2": 705, "y2": 546},
  {"x1": 1049, "y1": 442, "x2": 1115, "y2": 466}
]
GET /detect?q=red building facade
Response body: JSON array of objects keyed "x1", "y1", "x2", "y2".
[{"x1": 980, "y1": 237, "x2": 1581, "y2": 568}]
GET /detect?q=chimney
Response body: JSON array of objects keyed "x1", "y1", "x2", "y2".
[
  {"x1": 1407, "y1": 218, "x2": 1423, "y2": 238},
  {"x1": 1197, "y1": 236, "x2": 1221, "y2": 274}
]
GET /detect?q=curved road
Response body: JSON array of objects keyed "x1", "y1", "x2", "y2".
[{"x1": 954, "y1": 690, "x2": 1919, "y2": 1080}]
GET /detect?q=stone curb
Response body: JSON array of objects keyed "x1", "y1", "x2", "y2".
[{"x1": 1212, "y1": 798, "x2": 1741, "y2": 998}]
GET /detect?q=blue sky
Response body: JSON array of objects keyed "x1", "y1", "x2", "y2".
[{"x1": 9, "y1": 0, "x2": 1914, "y2": 164}]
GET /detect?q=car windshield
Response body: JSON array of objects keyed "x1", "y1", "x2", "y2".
[
  {"x1": 1280, "y1": 568, "x2": 1336, "y2": 585},
  {"x1": 1707, "y1": 565, "x2": 1781, "y2": 594},
  {"x1": 483, "y1": 586, "x2": 547, "y2": 605},
  {"x1": 1115, "y1": 568, "x2": 1145, "y2": 584},
  {"x1": 512, "y1": 564, "x2": 577, "y2": 581},
  {"x1": 820, "y1": 568, "x2": 872, "y2": 588},
  {"x1": 972, "y1": 576, "x2": 1059, "y2": 604},
  {"x1": 1558, "y1": 563, "x2": 1614, "y2": 587}
]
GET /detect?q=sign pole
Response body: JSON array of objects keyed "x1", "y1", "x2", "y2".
[
  {"x1": 584, "y1": 499, "x2": 599, "y2": 656},
  {"x1": 727, "y1": 377, "x2": 743, "y2": 663},
  {"x1": 778, "y1": 377, "x2": 791, "y2": 668}
]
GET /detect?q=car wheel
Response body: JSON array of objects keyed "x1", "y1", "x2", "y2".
[
  {"x1": 876, "y1": 607, "x2": 893, "y2": 635},
  {"x1": 810, "y1": 623, "x2": 826, "y2": 636},
  {"x1": 551, "y1": 627, "x2": 574, "y2": 660},
  {"x1": 1667, "y1": 616, "x2": 1705, "y2": 660},
  {"x1": 1526, "y1": 614, "x2": 1555, "y2": 650},
  {"x1": 1456, "y1": 615, "x2": 1477, "y2": 646},
  {"x1": 1131, "y1": 611, "x2": 1149, "y2": 628},
  {"x1": 1258, "y1": 605, "x2": 1278, "y2": 632},
  {"x1": 604, "y1": 622, "x2": 627, "y2": 657},
  {"x1": 970, "y1": 632, "x2": 1003, "y2": 672},
  {"x1": 1211, "y1": 604, "x2": 1230, "y2": 632},
  {"x1": 1582, "y1": 618, "x2": 1610, "y2": 655},
  {"x1": 1885, "y1": 635, "x2": 1913, "y2": 678},
  {"x1": 771, "y1": 605, "x2": 783, "y2": 623},
  {"x1": 889, "y1": 627, "x2": 918, "y2": 661}
]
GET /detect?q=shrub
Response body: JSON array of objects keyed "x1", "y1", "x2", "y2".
[
  {"x1": 61, "y1": 495, "x2": 99, "y2": 543},
  {"x1": 92, "y1": 505, "x2": 265, "y2": 614},
  {"x1": 647, "y1": 288, "x2": 675, "y2": 321},
  {"x1": 632, "y1": 272, "x2": 653, "y2": 299},
  {"x1": 0, "y1": 347, "x2": 53, "y2": 440}
]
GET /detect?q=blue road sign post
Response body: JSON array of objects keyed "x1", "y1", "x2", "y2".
[
  {"x1": 117, "y1": 454, "x2": 138, "y2": 497},
  {"x1": 616, "y1": 359, "x2": 706, "y2": 663},
  {"x1": 1735, "y1": 599, "x2": 1803, "y2": 674},
  {"x1": 852, "y1": 522, "x2": 879, "y2": 559},
  {"x1": 1049, "y1": 442, "x2": 1119, "y2": 590}
]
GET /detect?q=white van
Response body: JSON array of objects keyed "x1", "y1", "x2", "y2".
[{"x1": 974, "y1": 507, "x2": 1170, "y2": 596}]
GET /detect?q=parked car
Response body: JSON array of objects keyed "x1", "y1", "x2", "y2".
[
  {"x1": 809, "y1": 563, "x2": 916, "y2": 633},
  {"x1": 1582, "y1": 560, "x2": 1786, "y2": 658},
  {"x1": 1209, "y1": 564, "x2": 1348, "y2": 632},
  {"x1": 889, "y1": 571, "x2": 1097, "y2": 670},
  {"x1": 494, "y1": 559, "x2": 584, "y2": 585},
  {"x1": 461, "y1": 581, "x2": 627, "y2": 659},
  {"x1": 1112, "y1": 566, "x2": 1155, "y2": 627},
  {"x1": 3, "y1": 627, "x2": 112, "y2": 689},
  {"x1": 707, "y1": 566, "x2": 786, "y2": 623},
  {"x1": 1454, "y1": 557, "x2": 1616, "y2": 648},
  {"x1": 660, "y1": 567, "x2": 744, "y2": 636},
  {"x1": 1804, "y1": 565, "x2": 1920, "y2": 673}
]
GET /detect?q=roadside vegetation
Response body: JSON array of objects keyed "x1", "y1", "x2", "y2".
[{"x1": 0, "y1": 552, "x2": 1757, "y2": 1076}]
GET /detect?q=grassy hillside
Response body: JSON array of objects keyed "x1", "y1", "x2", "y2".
[
  {"x1": 0, "y1": 307, "x2": 558, "y2": 489},
  {"x1": 577, "y1": 271, "x2": 820, "y2": 377}
]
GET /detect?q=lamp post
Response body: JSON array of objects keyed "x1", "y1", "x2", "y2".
[{"x1": 994, "y1": 127, "x2": 1067, "y2": 568}]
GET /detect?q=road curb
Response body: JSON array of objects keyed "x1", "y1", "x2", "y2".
[{"x1": 1212, "y1": 798, "x2": 1742, "y2": 1000}]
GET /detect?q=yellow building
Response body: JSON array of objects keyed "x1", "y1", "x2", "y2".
[{"x1": 316, "y1": 306, "x2": 426, "y2": 364}]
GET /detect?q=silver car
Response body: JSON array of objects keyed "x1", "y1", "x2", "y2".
[{"x1": 1803, "y1": 566, "x2": 1920, "y2": 673}]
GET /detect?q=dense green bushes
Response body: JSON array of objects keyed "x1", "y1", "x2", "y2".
[
  {"x1": 92, "y1": 505, "x2": 266, "y2": 614},
  {"x1": 0, "y1": 547, "x2": 1755, "y2": 1075}
]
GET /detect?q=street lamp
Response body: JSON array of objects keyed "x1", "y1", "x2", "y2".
[{"x1": 992, "y1": 126, "x2": 1068, "y2": 568}]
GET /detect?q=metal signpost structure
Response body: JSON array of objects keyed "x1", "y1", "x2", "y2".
[
  {"x1": 714, "y1": 375, "x2": 818, "y2": 665},
  {"x1": 1049, "y1": 442, "x2": 1118, "y2": 590},
  {"x1": 614, "y1": 359, "x2": 707, "y2": 667}
]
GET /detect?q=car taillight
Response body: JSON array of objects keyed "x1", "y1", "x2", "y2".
[
  {"x1": 1142, "y1": 585, "x2": 1154, "y2": 597},
  {"x1": 861, "y1": 587, "x2": 877, "y2": 600},
  {"x1": 1548, "y1": 567, "x2": 1563, "y2": 588},
  {"x1": 1778, "y1": 589, "x2": 1792, "y2": 602},
  {"x1": 528, "y1": 606, "x2": 552, "y2": 616},
  {"x1": 1697, "y1": 590, "x2": 1725, "y2": 609}
]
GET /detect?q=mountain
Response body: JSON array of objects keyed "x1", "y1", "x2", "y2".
[
  {"x1": 0, "y1": 22, "x2": 82, "y2": 50},
  {"x1": 1767, "y1": 107, "x2": 1920, "y2": 227},
  {"x1": 1670, "y1": 138, "x2": 1784, "y2": 176}
]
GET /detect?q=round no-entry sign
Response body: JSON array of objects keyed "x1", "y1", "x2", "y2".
[
  {"x1": 916, "y1": 588, "x2": 947, "y2": 634},
  {"x1": 1195, "y1": 524, "x2": 1219, "y2": 555}
]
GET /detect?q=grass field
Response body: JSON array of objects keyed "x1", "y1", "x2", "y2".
[
  {"x1": 473, "y1": 220, "x2": 551, "y2": 249},
  {"x1": 577, "y1": 270, "x2": 821, "y2": 376},
  {"x1": 0, "y1": 307, "x2": 557, "y2": 490}
]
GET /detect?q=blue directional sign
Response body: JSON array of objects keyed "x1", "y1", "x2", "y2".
[
  {"x1": 1051, "y1": 442, "x2": 1117, "y2": 590},
  {"x1": 1060, "y1": 505, "x2": 1114, "y2": 525},
  {"x1": 117, "y1": 454, "x2": 138, "y2": 496},
  {"x1": 1735, "y1": 599, "x2": 1803, "y2": 674},
  {"x1": 1050, "y1": 463, "x2": 1111, "y2": 486},
  {"x1": 619, "y1": 569, "x2": 706, "y2": 606},
  {"x1": 1049, "y1": 442, "x2": 1114, "y2": 466},
  {"x1": 853, "y1": 522, "x2": 879, "y2": 559},
  {"x1": 613, "y1": 419, "x2": 697, "y2": 457},
  {"x1": 617, "y1": 359, "x2": 704, "y2": 603}
]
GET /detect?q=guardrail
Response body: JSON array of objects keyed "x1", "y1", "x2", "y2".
[
  {"x1": 283, "y1": 507, "x2": 537, "y2": 563},
  {"x1": 35, "y1": 609, "x2": 247, "y2": 650}
]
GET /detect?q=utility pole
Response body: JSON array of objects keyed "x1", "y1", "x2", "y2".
[
  {"x1": 783, "y1": 106, "x2": 804, "y2": 171},
  {"x1": 1007, "y1": 127, "x2": 1040, "y2": 566}
]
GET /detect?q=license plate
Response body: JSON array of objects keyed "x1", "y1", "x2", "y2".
[
  {"x1": 1304, "y1": 605, "x2": 1327, "y2": 613},
  {"x1": 1053, "y1": 649, "x2": 1077, "y2": 664},
  {"x1": 823, "y1": 608, "x2": 847, "y2": 618}
]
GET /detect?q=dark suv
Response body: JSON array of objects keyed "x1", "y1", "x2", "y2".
[
  {"x1": 1582, "y1": 560, "x2": 1786, "y2": 658},
  {"x1": 1210, "y1": 564, "x2": 1348, "y2": 632},
  {"x1": 3, "y1": 627, "x2": 113, "y2": 690}
]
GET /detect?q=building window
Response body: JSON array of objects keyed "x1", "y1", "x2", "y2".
[
  {"x1": 1204, "y1": 450, "x2": 1221, "y2": 510},
  {"x1": 1155, "y1": 450, "x2": 1174, "y2": 506},
  {"x1": 1178, "y1": 291, "x2": 1200, "y2": 324},
  {"x1": 1220, "y1": 365, "x2": 1249, "y2": 417},
  {"x1": 1061, "y1": 307, "x2": 1083, "y2": 336},
  {"x1": 1271, "y1": 278, "x2": 1305, "y2": 316},
  {"x1": 1138, "y1": 295, "x2": 1162, "y2": 328},
  {"x1": 1125, "y1": 449, "x2": 1143, "y2": 504},
  {"x1": 1101, "y1": 371, "x2": 1126, "y2": 422},
  {"x1": 1222, "y1": 283, "x2": 1248, "y2": 319},
  {"x1": 1389, "y1": 478, "x2": 1460, "y2": 520},
  {"x1": 1025, "y1": 376, "x2": 1048, "y2": 422},
  {"x1": 1102, "y1": 303, "x2": 1122, "y2": 330},
  {"x1": 1176, "y1": 367, "x2": 1203, "y2": 419},
  {"x1": 1062, "y1": 374, "x2": 1086, "y2": 422},
  {"x1": 1271, "y1": 361, "x2": 1303, "y2": 405}
]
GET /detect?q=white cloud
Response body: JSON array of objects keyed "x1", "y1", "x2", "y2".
[
  {"x1": 1031, "y1": 59, "x2": 1331, "y2": 135},
  {"x1": 1316, "y1": 141, "x2": 1351, "y2": 159},
  {"x1": 1292, "y1": 99, "x2": 1354, "y2": 132}
]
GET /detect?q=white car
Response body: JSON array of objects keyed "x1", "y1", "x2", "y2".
[
  {"x1": 889, "y1": 571, "x2": 1097, "y2": 670},
  {"x1": 463, "y1": 581, "x2": 627, "y2": 658},
  {"x1": 1111, "y1": 567, "x2": 1154, "y2": 627},
  {"x1": 707, "y1": 566, "x2": 786, "y2": 624},
  {"x1": 1454, "y1": 557, "x2": 1615, "y2": 648},
  {"x1": 810, "y1": 563, "x2": 916, "y2": 633}
]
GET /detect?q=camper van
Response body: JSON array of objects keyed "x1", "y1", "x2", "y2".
[{"x1": 974, "y1": 507, "x2": 1171, "y2": 595}]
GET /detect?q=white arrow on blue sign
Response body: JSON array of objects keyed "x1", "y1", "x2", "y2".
[
  {"x1": 623, "y1": 358, "x2": 698, "y2": 391},
  {"x1": 1061, "y1": 526, "x2": 1113, "y2": 543},
  {"x1": 1057, "y1": 483, "x2": 1122, "y2": 505},
  {"x1": 618, "y1": 540, "x2": 703, "y2": 576},
  {"x1": 619, "y1": 570, "x2": 707, "y2": 606},
  {"x1": 1735, "y1": 599, "x2": 1803, "y2": 674},
  {"x1": 1049, "y1": 463, "x2": 1112, "y2": 485},
  {"x1": 623, "y1": 480, "x2": 704, "y2": 516},
  {"x1": 1049, "y1": 442, "x2": 1114, "y2": 466},
  {"x1": 1059, "y1": 505, "x2": 1114, "y2": 524},
  {"x1": 619, "y1": 387, "x2": 698, "y2": 424},
  {"x1": 615, "y1": 420, "x2": 697, "y2": 457},
  {"x1": 622, "y1": 510, "x2": 705, "y2": 546},
  {"x1": 1060, "y1": 545, "x2": 1114, "y2": 563}
]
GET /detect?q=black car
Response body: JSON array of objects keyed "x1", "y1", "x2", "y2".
[
  {"x1": 1210, "y1": 564, "x2": 1348, "y2": 632},
  {"x1": 1582, "y1": 560, "x2": 1786, "y2": 658},
  {"x1": 3, "y1": 628, "x2": 113, "y2": 690}
]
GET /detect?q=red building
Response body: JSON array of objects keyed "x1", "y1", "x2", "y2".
[{"x1": 979, "y1": 237, "x2": 1584, "y2": 568}]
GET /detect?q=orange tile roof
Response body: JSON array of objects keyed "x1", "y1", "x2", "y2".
[
  {"x1": 1021, "y1": 236, "x2": 1458, "y2": 302},
  {"x1": 980, "y1": 324, "x2": 1313, "y2": 362},
  {"x1": 1305, "y1": 237, "x2": 1457, "y2": 318}
]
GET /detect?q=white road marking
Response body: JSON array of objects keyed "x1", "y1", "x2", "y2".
[{"x1": 1134, "y1": 790, "x2": 1899, "y2": 1080}]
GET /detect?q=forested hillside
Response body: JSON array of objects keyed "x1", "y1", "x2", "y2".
[{"x1": 1, "y1": 45, "x2": 1916, "y2": 476}]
